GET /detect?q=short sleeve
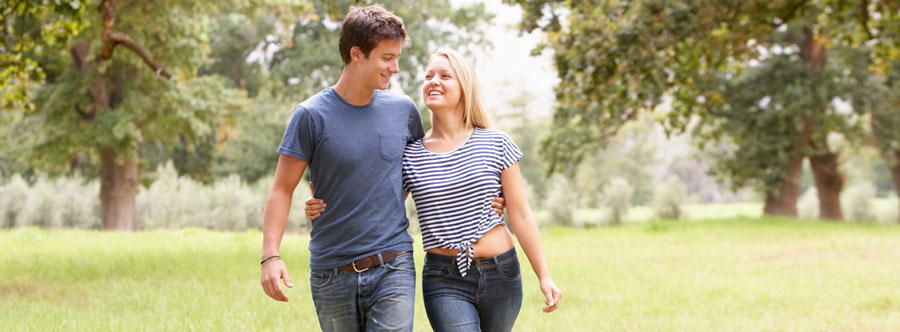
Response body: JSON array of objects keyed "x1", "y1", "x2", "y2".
[
  {"x1": 277, "y1": 105, "x2": 317, "y2": 162},
  {"x1": 407, "y1": 104, "x2": 425, "y2": 142},
  {"x1": 401, "y1": 153, "x2": 412, "y2": 192},
  {"x1": 497, "y1": 132, "x2": 523, "y2": 170}
]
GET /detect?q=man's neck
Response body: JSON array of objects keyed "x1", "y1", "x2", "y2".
[{"x1": 334, "y1": 68, "x2": 376, "y2": 106}]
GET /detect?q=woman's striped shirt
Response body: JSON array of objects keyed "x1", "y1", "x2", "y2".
[{"x1": 402, "y1": 128, "x2": 523, "y2": 276}]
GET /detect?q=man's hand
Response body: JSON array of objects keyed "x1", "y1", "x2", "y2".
[
  {"x1": 260, "y1": 259, "x2": 293, "y2": 302},
  {"x1": 491, "y1": 196, "x2": 506, "y2": 216}
]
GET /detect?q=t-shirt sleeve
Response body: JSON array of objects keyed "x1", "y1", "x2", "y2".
[
  {"x1": 277, "y1": 105, "x2": 317, "y2": 162},
  {"x1": 407, "y1": 103, "x2": 425, "y2": 142},
  {"x1": 497, "y1": 132, "x2": 523, "y2": 171},
  {"x1": 401, "y1": 158, "x2": 412, "y2": 192}
]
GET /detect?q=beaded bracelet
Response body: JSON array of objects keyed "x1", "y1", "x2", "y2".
[{"x1": 260, "y1": 255, "x2": 281, "y2": 266}]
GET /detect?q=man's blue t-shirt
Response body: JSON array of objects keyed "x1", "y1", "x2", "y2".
[{"x1": 278, "y1": 87, "x2": 425, "y2": 270}]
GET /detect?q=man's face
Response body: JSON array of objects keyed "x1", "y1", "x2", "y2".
[{"x1": 356, "y1": 39, "x2": 402, "y2": 90}]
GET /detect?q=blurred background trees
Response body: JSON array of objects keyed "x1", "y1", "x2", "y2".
[
  {"x1": 2, "y1": 0, "x2": 491, "y2": 230},
  {"x1": 2, "y1": 0, "x2": 898, "y2": 230},
  {"x1": 504, "y1": 0, "x2": 900, "y2": 222}
]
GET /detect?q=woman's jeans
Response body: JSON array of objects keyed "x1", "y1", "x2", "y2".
[{"x1": 422, "y1": 248, "x2": 523, "y2": 332}]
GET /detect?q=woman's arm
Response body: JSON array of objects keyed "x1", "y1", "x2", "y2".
[
  {"x1": 304, "y1": 191, "x2": 505, "y2": 221},
  {"x1": 501, "y1": 162, "x2": 562, "y2": 313}
]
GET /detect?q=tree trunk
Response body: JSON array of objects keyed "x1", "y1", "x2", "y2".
[
  {"x1": 88, "y1": 0, "x2": 170, "y2": 230},
  {"x1": 100, "y1": 147, "x2": 138, "y2": 230},
  {"x1": 810, "y1": 152, "x2": 844, "y2": 220},
  {"x1": 763, "y1": 155, "x2": 803, "y2": 217}
]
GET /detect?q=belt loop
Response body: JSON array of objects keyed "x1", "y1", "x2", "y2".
[
  {"x1": 492, "y1": 255, "x2": 500, "y2": 266},
  {"x1": 377, "y1": 253, "x2": 385, "y2": 266}
]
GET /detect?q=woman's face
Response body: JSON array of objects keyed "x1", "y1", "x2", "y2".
[{"x1": 422, "y1": 55, "x2": 462, "y2": 111}]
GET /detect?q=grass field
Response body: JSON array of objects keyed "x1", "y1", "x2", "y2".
[{"x1": 3, "y1": 217, "x2": 900, "y2": 331}]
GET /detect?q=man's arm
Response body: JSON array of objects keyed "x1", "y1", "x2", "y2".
[
  {"x1": 260, "y1": 154, "x2": 307, "y2": 302},
  {"x1": 304, "y1": 190, "x2": 505, "y2": 220}
]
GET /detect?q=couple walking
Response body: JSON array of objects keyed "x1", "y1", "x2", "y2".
[{"x1": 259, "y1": 4, "x2": 561, "y2": 331}]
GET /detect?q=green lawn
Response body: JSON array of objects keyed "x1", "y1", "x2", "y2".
[{"x1": 2, "y1": 218, "x2": 900, "y2": 331}]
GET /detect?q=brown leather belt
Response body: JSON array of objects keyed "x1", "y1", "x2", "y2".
[{"x1": 338, "y1": 251, "x2": 409, "y2": 272}]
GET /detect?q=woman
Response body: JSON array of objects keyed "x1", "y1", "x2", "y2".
[{"x1": 307, "y1": 48, "x2": 561, "y2": 332}]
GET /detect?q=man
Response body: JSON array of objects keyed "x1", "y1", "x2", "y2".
[{"x1": 259, "y1": 5, "x2": 502, "y2": 332}]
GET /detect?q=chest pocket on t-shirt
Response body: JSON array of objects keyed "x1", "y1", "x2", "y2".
[{"x1": 379, "y1": 134, "x2": 405, "y2": 162}]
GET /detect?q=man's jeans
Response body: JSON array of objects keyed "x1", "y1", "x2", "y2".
[
  {"x1": 422, "y1": 248, "x2": 523, "y2": 332},
  {"x1": 309, "y1": 252, "x2": 416, "y2": 332}
]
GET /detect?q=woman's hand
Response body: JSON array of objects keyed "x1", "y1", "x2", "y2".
[
  {"x1": 539, "y1": 277, "x2": 562, "y2": 313},
  {"x1": 305, "y1": 197, "x2": 325, "y2": 221},
  {"x1": 305, "y1": 182, "x2": 324, "y2": 221}
]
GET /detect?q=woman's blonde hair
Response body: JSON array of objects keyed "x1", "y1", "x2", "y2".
[{"x1": 428, "y1": 48, "x2": 490, "y2": 129}]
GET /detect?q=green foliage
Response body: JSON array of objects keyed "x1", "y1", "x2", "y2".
[
  {"x1": 697, "y1": 49, "x2": 865, "y2": 194},
  {"x1": 576, "y1": 113, "x2": 659, "y2": 206},
  {"x1": 268, "y1": 0, "x2": 493, "y2": 104},
  {"x1": 505, "y1": 0, "x2": 900, "y2": 201},
  {"x1": 0, "y1": 173, "x2": 99, "y2": 228},
  {"x1": 653, "y1": 176, "x2": 685, "y2": 220},
  {"x1": 137, "y1": 162, "x2": 309, "y2": 231},
  {"x1": 842, "y1": 182, "x2": 877, "y2": 222},
  {"x1": 1, "y1": 0, "x2": 89, "y2": 112},
  {"x1": 542, "y1": 173, "x2": 578, "y2": 227},
  {"x1": 601, "y1": 177, "x2": 633, "y2": 226}
]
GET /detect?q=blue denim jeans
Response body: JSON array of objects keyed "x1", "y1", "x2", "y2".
[
  {"x1": 309, "y1": 252, "x2": 416, "y2": 332},
  {"x1": 422, "y1": 248, "x2": 523, "y2": 332}
]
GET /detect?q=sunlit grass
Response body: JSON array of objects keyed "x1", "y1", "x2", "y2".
[{"x1": 2, "y1": 217, "x2": 900, "y2": 331}]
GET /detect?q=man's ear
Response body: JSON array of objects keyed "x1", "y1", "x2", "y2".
[{"x1": 350, "y1": 46, "x2": 363, "y2": 63}]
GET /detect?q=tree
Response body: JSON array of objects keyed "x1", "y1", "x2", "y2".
[
  {"x1": 505, "y1": 0, "x2": 900, "y2": 218},
  {"x1": 217, "y1": 0, "x2": 493, "y2": 183},
  {"x1": 8, "y1": 0, "x2": 265, "y2": 230},
  {"x1": 1, "y1": 0, "x2": 89, "y2": 113},
  {"x1": 849, "y1": 60, "x2": 900, "y2": 222}
]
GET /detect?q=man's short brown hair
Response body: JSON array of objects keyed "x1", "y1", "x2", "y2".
[{"x1": 339, "y1": 4, "x2": 407, "y2": 64}]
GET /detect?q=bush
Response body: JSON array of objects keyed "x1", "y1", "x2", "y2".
[
  {"x1": 880, "y1": 194, "x2": 899, "y2": 223},
  {"x1": 542, "y1": 174, "x2": 579, "y2": 227},
  {"x1": 138, "y1": 163, "x2": 310, "y2": 231},
  {"x1": 53, "y1": 174, "x2": 99, "y2": 228},
  {"x1": 798, "y1": 187, "x2": 819, "y2": 220},
  {"x1": 0, "y1": 174, "x2": 99, "y2": 229},
  {"x1": 1, "y1": 165, "x2": 313, "y2": 231},
  {"x1": 208, "y1": 175, "x2": 262, "y2": 230},
  {"x1": 653, "y1": 177, "x2": 685, "y2": 220},
  {"x1": 252, "y1": 174, "x2": 310, "y2": 232},
  {"x1": 138, "y1": 162, "x2": 207, "y2": 229},
  {"x1": 601, "y1": 178, "x2": 633, "y2": 226},
  {"x1": 0, "y1": 175, "x2": 29, "y2": 228},
  {"x1": 841, "y1": 183, "x2": 877, "y2": 222}
]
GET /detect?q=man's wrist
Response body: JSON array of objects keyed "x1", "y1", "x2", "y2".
[{"x1": 260, "y1": 255, "x2": 282, "y2": 266}]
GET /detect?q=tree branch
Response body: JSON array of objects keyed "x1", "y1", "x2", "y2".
[
  {"x1": 102, "y1": 30, "x2": 172, "y2": 79},
  {"x1": 70, "y1": 40, "x2": 90, "y2": 73},
  {"x1": 859, "y1": 0, "x2": 875, "y2": 40},
  {"x1": 97, "y1": 0, "x2": 172, "y2": 79},
  {"x1": 778, "y1": 0, "x2": 811, "y2": 25}
]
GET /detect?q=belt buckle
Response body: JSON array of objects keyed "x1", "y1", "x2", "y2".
[{"x1": 352, "y1": 261, "x2": 369, "y2": 273}]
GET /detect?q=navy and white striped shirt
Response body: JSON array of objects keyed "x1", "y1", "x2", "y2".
[{"x1": 402, "y1": 128, "x2": 523, "y2": 276}]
